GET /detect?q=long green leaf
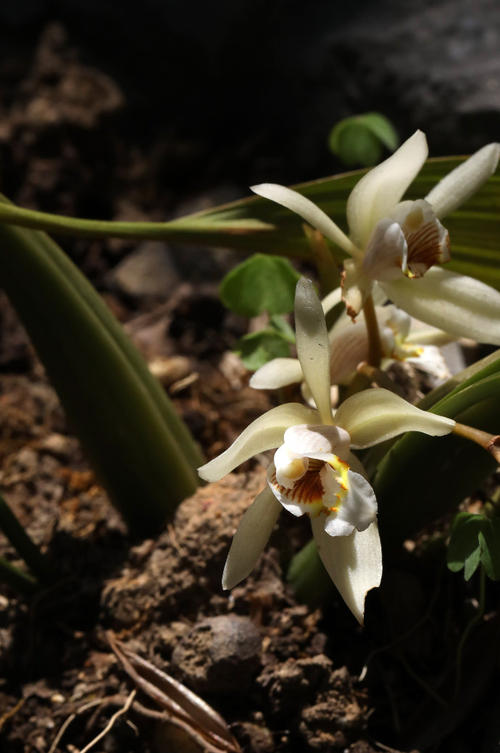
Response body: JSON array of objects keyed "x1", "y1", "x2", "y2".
[
  {"x1": 373, "y1": 369, "x2": 500, "y2": 548},
  {"x1": 0, "y1": 220, "x2": 202, "y2": 534},
  {"x1": 0, "y1": 157, "x2": 498, "y2": 286}
]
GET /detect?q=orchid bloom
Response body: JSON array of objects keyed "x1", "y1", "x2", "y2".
[
  {"x1": 251, "y1": 292, "x2": 455, "y2": 394},
  {"x1": 251, "y1": 132, "x2": 500, "y2": 344},
  {"x1": 198, "y1": 278, "x2": 455, "y2": 623}
]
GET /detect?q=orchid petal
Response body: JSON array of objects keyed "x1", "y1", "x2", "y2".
[
  {"x1": 295, "y1": 278, "x2": 334, "y2": 424},
  {"x1": 198, "y1": 402, "x2": 318, "y2": 482},
  {"x1": 250, "y1": 183, "x2": 355, "y2": 255},
  {"x1": 250, "y1": 358, "x2": 303, "y2": 390},
  {"x1": 335, "y1": 387, "x2": 455, "y2": 448},
  {"x1": 381, "y1": 267, "x2": 500, "y2": 345},
  {"x1": 362, "y1": 218, "x2": 408, "y2": 280},
  {"x1": 267, "y1": 462, "x2": 324, "y2": 517},
  {"x1": 329, "y1": 321, "x2": 372, "y2": 384},
  {"x1": 324, "y1": 471, "x2": 377, "y2": 537},
  {"x1": 283, "y1": 424, "x2": 351, "y2": 460},
  {"x1": 321, "y1": 286, "x2": 343, "y2": 314},
  {"x1": 405, "y1": 325, "x2": 454, "y2": 347},
  {"x1": 222, "y1": 487, "x2": 281, "y2": 589},
  {"x1": 425, "y1": 143, "x2": 500, "y2": 219},
  {"x1": 407, "y1": 345, "x2": 451, "y2": 385},
  {"x1": 311, "y1": 518, "x2": 382, "y2": 624},
  {"x1": 347, "y1": 130, "x2": 428, "y2": 248}
]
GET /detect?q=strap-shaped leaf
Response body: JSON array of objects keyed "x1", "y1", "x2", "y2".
[
  {"x1": 0, "y1": 214, "x2": 202, "y2": 534},
  {"x1": 0, "y1": 157, "x2": 498, "y2": 288}
]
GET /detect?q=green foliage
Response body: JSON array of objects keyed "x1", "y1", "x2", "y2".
[
  {"x1": 235, "y1": 315, "x2": 295, "y2": 370},
  {"x1": 371, "y1": 353, "x2": 500, "y2": 549},
  {"x1": 0, "y1": 157, "x2": 499, "y2": 290},
  {"x1": 219, "y1": 254, "x2": 300, "y2": 317},
  {"x1": 328, "y1": 113, "x2": 398, "y2": 167},
  {"x1": 0, "y1": 198, "x2": 202, "y2": 535},
  {"x1": 447, "y1": 511, "x2": 500, "y2": 581}
]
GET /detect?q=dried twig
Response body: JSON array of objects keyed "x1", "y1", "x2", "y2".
[
  {"x1": 79, "y1": 690, "x2": 136, "y2": 753},
  {"x1": 108, "y1": 632, "x2": 241, "y2": 753}
]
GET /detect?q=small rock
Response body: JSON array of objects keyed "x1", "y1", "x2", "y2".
[
  {"x1": 110, "y1": 242, "x2": 179, "y2": 298},
  {"x1": 171, "y1": 615, "x2": 261, "y2": 694}
]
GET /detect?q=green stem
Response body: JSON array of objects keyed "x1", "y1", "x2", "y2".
[
  {"x1": 0, "y1": 493, "x2": 52, "y2": 580},
  {"x1": 362, "y1": 294, "x2": 383, "y2": 368},
  {"x1": 0, "y1": 556, "x2": 38, "y2": 594},
  {"x1": 453, "y1": 422, "x2": 500, "y2": 463},
  {"x1": 0, "y1": 200, "x2": 273, "y2": 246},
  {"x1": 454, "y1": 566, "x2": 486, "y2": 698}
]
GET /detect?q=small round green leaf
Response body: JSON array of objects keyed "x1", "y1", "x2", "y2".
[
  {"x1": 479, "y1": 518, "x2": 500, "y2": 580},
  {"x1": 220, "y1": 254, "x2": 300, "y2": 317},
  {"x1": 235, "y1": 329, "x2": 292, "y2": 371},
  {"x1": 447, "y1": 512, "x2": 483, "y2": 579},
  {"x1": 328, "y1": 113, "x2": 399, "y2": 167}
]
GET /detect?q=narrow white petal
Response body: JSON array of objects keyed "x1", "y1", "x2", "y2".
[
  {"x1": 381, "y1": 267, "x2": 500, "y2": 345},
  {"x1": 222, "y1": 487, "x2": 282, "y2": 589},
  {"x1": 321, "y1": 286, "x2": 343, "y2": 314},
  {"x1": 425, "y1": 143, "x2": 500, "y2": 219},
  {"x1": 347, "y1": 130, "x2": 428, "y2": 248},
  {"x1": 295, "y1": 278, "x2": 334, "y2": 425},
  {"x1": 324, "y1": 471, "x2": 377, "y2": 536},
  {"x1": 311, "y1": 518, "x2": 382, "y2": 624},
  {"x1": 335, "y1": 387, "x2": 455, "y2": 448},
  {"x1": 250, "y1": 358, "x2": 303, "y2": 390},
  {"x1": 251, "y1": 183, "x2": 355, "y2": 254},
  {"x1": 406, "y1": 325, "x2": 455, "y2": 346},
  {"x1": 198, "y1": 402, "x2": 318, "y2": 482}
]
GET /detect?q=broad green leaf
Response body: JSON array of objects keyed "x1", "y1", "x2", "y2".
[
  {"x1": 0, "y1": 156, "x2": 499, "y2": 288},
  {"x1": 446, "y1": 512, "x2": 482, "y2": 579},
  {"x1": 371, "y1": 357, "x2": 500, "y2": 548},
  {"x1": 235, "y1": 328, "x2": 292, "y2": 370},
  {"x1": 479, "y1": 519, "x2": 500, "y2": 580},
  {"x1": 0, "y1": 205, "x2": 202, "y2": 534},
  {"x1": 328, "y1": 113, "x2": 398, "y2": 167},
  {"x1": 219, "y1": 254, "x2": 300, "y2": 316}
]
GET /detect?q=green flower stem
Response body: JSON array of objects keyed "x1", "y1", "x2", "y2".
[
  {"x1": 0, "y1": 493, "x2": 52, "y2": 580},
  {"x1": 362, "y1": 294, "x2": 383, "y2": 368},
  {"x1": 0, "y1": 556, "x2": 38, "y2": 594}
]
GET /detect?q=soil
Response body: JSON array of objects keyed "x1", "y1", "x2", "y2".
[{"x1": 1, "y1": 19, "x2": 500, "y2": 753}]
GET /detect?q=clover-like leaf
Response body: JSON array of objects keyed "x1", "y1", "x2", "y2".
[
  {"x1": 235, "y1": 329, "x2": 292, "y2": 371},
  {"x1": 478, "y1": 518, "x2": 500, "y2": 580},
  {"x1": 220, "y1": 254, "x2": 300, "y2": 317},
  {"x1": 328, "y1": 113, "x2": 398, "y2": 167},
  {"x1": 447, "y1": 512, "x2": 483, "y2": 580}
]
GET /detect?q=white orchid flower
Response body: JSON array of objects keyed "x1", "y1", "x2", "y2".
[
  {"x1": 251, "y1": 132, "x2": 500, "y2": 344},
  {"x1": 251, "y1": 295, "x2": 455, "y2": 393},
  {"x1": 198, "y1": 278, "x2": 455, "y2": 623}
]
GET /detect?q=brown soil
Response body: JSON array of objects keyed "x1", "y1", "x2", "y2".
[{"x1": 1, "y1": 19, "x2": 499, "y2": 753}]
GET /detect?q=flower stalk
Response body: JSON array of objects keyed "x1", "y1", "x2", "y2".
[{"x1": 452, "y1": 422, "x2": 500, "y2": 463}]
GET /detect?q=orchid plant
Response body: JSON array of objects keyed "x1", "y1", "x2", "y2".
[
  {"x1": 251, "y1": 132, "x2": 500, "y2": 352},
  {"x1": 250, "y1": 292, "x2": 455, "y2": 397},
  {"x1": 199, "y1": 278, "x2": 456, "y2": 623}
]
